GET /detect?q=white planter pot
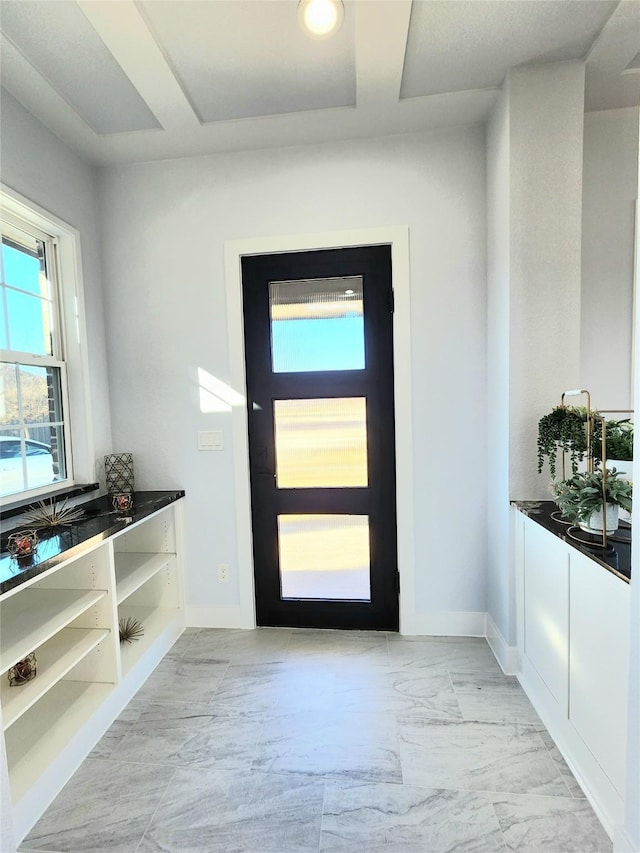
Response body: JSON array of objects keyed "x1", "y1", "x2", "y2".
[{"x1": 579, "y1": 503, "x2": 619, "y2": 535}]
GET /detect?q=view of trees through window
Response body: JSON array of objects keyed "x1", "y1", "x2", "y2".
[{"x1": 1, "y1": 362, "x2": 51, "y2": 426}]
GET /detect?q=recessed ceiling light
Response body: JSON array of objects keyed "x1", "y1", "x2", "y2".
[
  {"x1": 345, "y1": 289, "x2": 355, "y2": 295},
  {"x1": 298, "y1": 0, "x2": 344, "y2": 40}
]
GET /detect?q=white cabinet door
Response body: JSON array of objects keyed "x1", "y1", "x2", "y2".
[
  {"x1": 523, "y1": 515, "x2": 570, "y2": 712},
  {"x1": 569, "y1": 548, "x2": 630, "y2": 795}
]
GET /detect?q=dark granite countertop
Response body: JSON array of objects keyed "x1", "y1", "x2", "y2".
[
  {"x1": 0, "y1": 490, "x2": 185, "y2": 596},
  {"x1": 513, "y1": 500, "x2": 630, "y2": 584}
]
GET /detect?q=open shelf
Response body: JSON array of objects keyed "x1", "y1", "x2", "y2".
[
  {"x1": 115, "y1": 552, "x2": 175, "y2": 605},
  {"x1": 0, "y1": 494, "x2": 185, "y2": 844},
  {"x1": 1, "y1": 628, "x2": 110, "y2": 730},
  {"x1": 5, "y1": 679, "x2": 113, "y2": 805},
  {"x1": 118, "y1": 604, "x2": 178, "y2": 676},
  {"x1": 0, "y1": 589, "x2": 107, "y2": 674}
]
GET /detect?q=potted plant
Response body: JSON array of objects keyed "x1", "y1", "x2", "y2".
[
  {"x1": 593, "y1": 419, "x2": 633, "y2": 479},
  {"x1": 537, "y1": 406, "x2": 589, "y2": 480},
  {"x1": 551, "y1": 468, "x2": 632, "y2": 534}
]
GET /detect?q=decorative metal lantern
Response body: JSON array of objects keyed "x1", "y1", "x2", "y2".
[
  {"x1": 112, "y1": 493, "x2": 134, "y2": 513},
  {"x1": 8, "y1": 653, "x2": 37, "y2": 686},
  {"x1": 104, "y1": 453, "x2": 135, "y2": 496},
  {"x1": 7, "y1": 530, "x2": 38, "y2": 560}
]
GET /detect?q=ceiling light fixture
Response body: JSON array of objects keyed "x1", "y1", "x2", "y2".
[{"x1": 298, "y1": 0, "x2": 344, "y2": 40}]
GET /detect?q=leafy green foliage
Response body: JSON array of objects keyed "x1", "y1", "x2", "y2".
[
  {"x1": 537, "y1": 406, "x2": 588, "y2": 479},
  {"x1": 551, "y1": 468, "x2": 632, "y2": 524},
  {"x1": 592, "y1": 419, "x2": 633, "y2": 463}
]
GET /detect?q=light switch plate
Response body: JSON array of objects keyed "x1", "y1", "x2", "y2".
[{"x1": 198, "y1": 430, "x2": 223, "y2": 450}]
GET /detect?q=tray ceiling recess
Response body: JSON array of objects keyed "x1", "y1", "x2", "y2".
[
  {"x1": 138, "y1": 0, "x2": 356, "y2": 123},
  {"x1": 0, "y1": 0, "x2": 637, "y2": 166},
  {"x1": 0, "y1": 0, "x2": 161, "y2": 134}
]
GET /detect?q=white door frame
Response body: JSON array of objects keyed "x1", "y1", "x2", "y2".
[{"x1": 223, "y1": 225, "x2": 417, "y2": 632}]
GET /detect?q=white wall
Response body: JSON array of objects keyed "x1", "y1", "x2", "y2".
[
  {"x1": 486, "y1": 86, "x2": 512, "y2": 649},
  {"x1": 509, "y1": 62, "x2": 585, "y2": 502},
  {"x1": 97, "y1": 127, "x2": 488, "y2": 628},
  {"x1": 485, "y1": 62, "x2": 585, "y2": 654},
  {"x1": 581, "y1": 107, "x2": 639, "y2": 411},
  {"x1": 0, "y1": 89, "x2": 112, "y2": 472}
]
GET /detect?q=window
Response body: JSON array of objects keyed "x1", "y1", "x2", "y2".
[{"x1": 1, "y1": 188, "x2": 93, "y2": 504}]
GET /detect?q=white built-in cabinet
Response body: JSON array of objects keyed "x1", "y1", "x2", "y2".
[
  {"x1": 520, "y1": 517, "x2": 570, "y2": 711},
  {"x1": 0, "y1": 498, "x2": 185, "y2": 845},
  {"x1": 568, "y1": 548, "x2": 630, "y2": 800},
  {"x1": 516, "y1": 508, "x2": 630, "y2": 841}
]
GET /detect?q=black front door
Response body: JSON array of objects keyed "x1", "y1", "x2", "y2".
[{"x1": 242, "y1": 245, "x2": 398, "y2": 630}]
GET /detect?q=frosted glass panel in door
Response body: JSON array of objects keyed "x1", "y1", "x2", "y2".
[
  {"x1": 278, "y1": 514, "x2": 371, "y2": 600},
  {"x1": 274, "y1": 397, "x2": 368, "y2": 488},
  {"x1": 270, "y1": 276, "x2": 364, "y2": 372}
]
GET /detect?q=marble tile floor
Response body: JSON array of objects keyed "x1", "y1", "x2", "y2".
[{"x1": 21, "y1": 629, "x2": 613, "y2": 853}]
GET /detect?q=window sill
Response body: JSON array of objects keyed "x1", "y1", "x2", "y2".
[{"x1": 0, "y1": 482, "x2": 100, "y2": 521}]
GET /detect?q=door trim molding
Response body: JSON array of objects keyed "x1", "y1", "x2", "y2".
[{"x1": 224, "y1": 226, "x2": 415, "y2": 632}]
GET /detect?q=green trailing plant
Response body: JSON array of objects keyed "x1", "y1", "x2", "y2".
[
  {"x1": 592, "y1": 419, "x2": 634, "y2": 464},
  {"x1": 537, "y1": 406, "x2": 589, "y2": 479},
  {"x1": 551, "y1": 468, "x2": 632, "y2": 525}
]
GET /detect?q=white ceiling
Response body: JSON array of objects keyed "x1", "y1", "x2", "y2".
[{"x1": 1, "y1": 0, "x2": 638, "y2": 166}]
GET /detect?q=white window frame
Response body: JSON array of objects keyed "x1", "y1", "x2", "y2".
[{"x1": 1, "y1": 185, "x2": 94, "y2": 506}]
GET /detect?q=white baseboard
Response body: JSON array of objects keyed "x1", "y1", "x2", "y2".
[
  {"x1": 401, "y1": 611, "x2": 487, "y2": 637},
  {"x1": 186, "y1": 606, "x2": 255, "y2": 629},
  {"x1": 486, "y1": 614, "x2": 521, "y2": 675},
  {"x1": 614, "y1": 826, "x2": 640, "y2": 853},
  {"x1": 188, "y1": 607, "x2": 488, "y2": 637}
]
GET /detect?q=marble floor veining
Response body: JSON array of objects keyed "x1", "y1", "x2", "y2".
[{"x1": 21, "y1": 629, "x2": 613, "y2": 853}]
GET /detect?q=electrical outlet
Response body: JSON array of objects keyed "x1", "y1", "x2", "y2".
[{"x1": 217, "y1": 563, "x2": 230, "y2": 583}]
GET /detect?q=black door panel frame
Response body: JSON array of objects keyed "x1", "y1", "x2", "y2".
[{"x1": 242, "y1": 245, "x2": 398, "y2": 631}]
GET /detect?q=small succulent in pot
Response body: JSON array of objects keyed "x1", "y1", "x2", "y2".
[
  {"x1": 551, "y1": 468, "x2": 632, "y2": 532},
  {"x1": 537, "y1": 406, "x2": 589, "y2": 480}
]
